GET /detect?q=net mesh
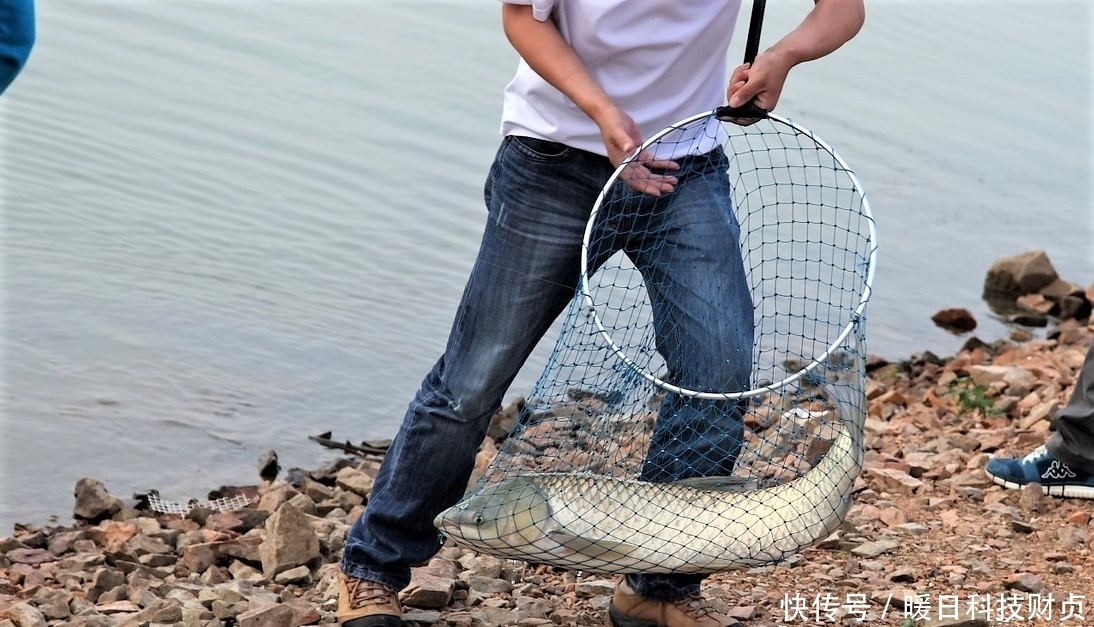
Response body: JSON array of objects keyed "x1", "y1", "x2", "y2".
[
  {"x1": 436, "y1": 113, "x2": 876, "y2": 574},
  {"x1": 146, "y1": 492, "x2": 252, "y2": 516}
]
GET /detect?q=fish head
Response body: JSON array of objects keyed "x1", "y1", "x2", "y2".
[{"x1": 434, "y1": 476, "x2": 551, "y2": 551}]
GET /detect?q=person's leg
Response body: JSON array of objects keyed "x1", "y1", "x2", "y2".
[
  {"x1": 985, "y1": 340, "x2": 1094, "y2": 499},
  {"x1": 340, "y1": 137, "x2": 616, "y2": 596},
  {"x1": 622, "y1": 150, "x2": 754, "y2": 605},
  {"x1": 1046, "y1": 341, "x2": 1094, "y2": 472}
]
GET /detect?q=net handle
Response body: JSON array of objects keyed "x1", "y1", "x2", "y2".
[
  {"x1": 579, "y1": 111, "x2": 878, "y2": 401},
  {"x1": 715, "y1": 0, "x2": 769, "y2": 123},
  {"x1": 743, "y1": 0, "x2": 767, "y2": 64}
]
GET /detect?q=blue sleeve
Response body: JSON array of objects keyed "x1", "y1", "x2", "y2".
[{"x1": 0, "y1": 0, "x2": 35, "y2": 95}]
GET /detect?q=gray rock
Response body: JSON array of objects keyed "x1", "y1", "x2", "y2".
[
  {"x1": 273, "y1": 565, "x2": 311, "y2": 586},
  {"x1": 258, "y1": 504, "x2": 320, "y2": 577},
  {"x1": 88, "y1": 567, "x2": 127, "y2": 603},
  {"x1": 850, "y1": 540, "x2": 900, "y2": 558},
  {"x1": 1004, "y1": 572, "x2": 1045, "y2": 594},
  {"x1": 983, "y1": 250, "x2": 1058, "y2": 297},
  {"x1": 72, "y1": 478, "x2": 124, "y2": 522},
  {"x1": 255, "y1": 482, "x2": 299, "y2": 513},
  {"x1": 258, "y1": 450, "x2": 280, "y2": 483},
  {"x1": 468, "y1": 576, "x2": 513, "y2": 595},
  {"x1": 404, "y1": 609, "x2": 444, "y2": 625},
  {"x1": 402, "y1": 571, "x2": 457, "y2": 609},
  {"x1": 2, "y1": 599, "x2": 48, "y2": 625},
  {"x1": 334, "y1": 467, "x2": 374, "y2": 497},
  {"x1": 237, "y1": 603, "x2": 294, "y2": 627},
  {"x1": 180, "y1": 542, "x2": 222, "y2": 574},
  {"x1": 574, "y1": 579, "x2": 615, "y2": 596}
]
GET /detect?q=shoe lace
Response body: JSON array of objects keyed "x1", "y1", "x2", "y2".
[
  {"x1": 345, "y1": 577, "x2": 398, "y2": 610},
  {"x1": 1023, "y1": 445, "x2": 1050, "y2": 463},
  {"x1": 677, "y1": 593, "x2": 715, "y2": 619}
]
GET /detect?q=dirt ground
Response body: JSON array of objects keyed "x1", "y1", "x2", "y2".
[
  {"x1": 663, "y1": 320, "x2": 1094, "y2": 626},
  {"x1": 2, "y1": 322, "x2": 1091, "y2": 627}
]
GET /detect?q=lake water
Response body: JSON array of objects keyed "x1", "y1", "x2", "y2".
[{"x1": 1, "y1": 1, "x2": 1090, "y2": 531}]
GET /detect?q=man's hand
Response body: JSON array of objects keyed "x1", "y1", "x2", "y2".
[
  {"x1": 727, "y1": 0, "x2": 865, "y2": 119},
  {"x1": 502, "y1": 3, "x2": 678, "y2": 196},
  {"x1": 598, "y1": 105, "x2": 679, "y2": 196},
  {"x1": 727, "y1": 49, "x2": 795, "y2": 115}
]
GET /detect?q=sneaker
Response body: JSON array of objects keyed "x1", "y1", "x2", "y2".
[
  {"x1": 608, "y1": 579, "x2": 744, "y2": 627},
  {"x1": 985, "y1": 445, "x2": 1094, "y2": 499},
  {"x1": 337, "y1": 572, "x2": 402, "y2": 627}
]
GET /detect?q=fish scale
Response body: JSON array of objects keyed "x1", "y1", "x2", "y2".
[{"x1": 436, "y1": 383, "x2": 864, "y2": 574}]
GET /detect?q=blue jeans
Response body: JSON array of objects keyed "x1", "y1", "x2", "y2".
[{"x1": 342, "y1": 135, "x2": 753, "y2": 601}]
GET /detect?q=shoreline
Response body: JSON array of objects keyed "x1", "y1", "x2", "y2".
[
  {"x1": 3, "y1": 260, "x2": 1092, "y2": 626},
  {"x1": 3, "y1": 319, "x2": 1092, "y2": 626}
]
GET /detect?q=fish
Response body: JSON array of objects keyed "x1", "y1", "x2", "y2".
[{"x1": 434, "y1": 382, "x2": 865, "y2": 573}]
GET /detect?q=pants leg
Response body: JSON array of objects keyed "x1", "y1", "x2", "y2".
[
  {"x1": 341, "y1": 137, "x2": 615, "y2": 590},
  {"x1": 626, "y1": 150, "x2": 754, "y2": 600},
  {"x1": 1047, "y1": 340, "x2": 1094, "y2": 474}
]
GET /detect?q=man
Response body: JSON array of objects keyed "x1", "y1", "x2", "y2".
[
  {"x1": 338, "y1": 1, "x2": 865, "y2": 626},
  {"x1": 986, "y1": 340, "x2": 1094, "y2": 499}
]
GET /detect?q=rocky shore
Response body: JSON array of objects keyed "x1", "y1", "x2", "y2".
[{"x1": 2, "y1": 255, "x2": 1092, "y2": 627}]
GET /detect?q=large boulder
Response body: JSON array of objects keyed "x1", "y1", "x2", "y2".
[
  {"x1": 72, "y1": 478, "x2": 124, "y2": 523},
  {"x1": 984, "y1": 251, "x2": 1091, "y2": 323},
  {"x1": 258, "y1": 503, "x2": 321, "y2": 577},
  {"x1": 983, "y1": 250, "x2": 1058, "y2": 298}
]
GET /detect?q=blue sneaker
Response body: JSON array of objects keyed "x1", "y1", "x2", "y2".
[{"x1": 985, "y1": 445, "x2": 1094, "y2": 499}]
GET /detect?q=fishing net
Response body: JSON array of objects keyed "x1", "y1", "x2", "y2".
[
  {"x1": 146, "y1": 491, "x2": 252, "y2": 516},
  {"x1": 436, "y1": 111, "x2": 876, "y2": 574}
]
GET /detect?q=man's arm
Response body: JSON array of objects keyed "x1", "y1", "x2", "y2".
[
  {"x1": 501, "y1": 3, "x2": 678, "y2": 195},
  {"x1": 728, "y1": 0, "x2": 865, "y2": 110},
  {"x1": 501, "y1": 4, "x2": 615, "y2": 139}
]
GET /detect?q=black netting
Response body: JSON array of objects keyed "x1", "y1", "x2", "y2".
[{"x1": 435, "y1": 112, "x2": 876, "y2": 574}]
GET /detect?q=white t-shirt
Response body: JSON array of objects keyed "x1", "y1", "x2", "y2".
[{"x1": 499, "y1": 0, "x2": 743, "y2": 158}]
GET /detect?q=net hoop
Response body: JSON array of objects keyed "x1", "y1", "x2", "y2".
[{"x1": 579, "y1": 109, "x2": 877, "y2": 401}]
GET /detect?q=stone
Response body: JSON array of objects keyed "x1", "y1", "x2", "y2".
[
  {"x1": 88, "y1": 567, "x2": 127, "y2": 603},
  {"x1": 331, "y1": 466, "x2": 372, "y2": 498},
  {"x1": 1018, "y1": 483, "x2": 1047, "y2": 514},
  {"x1": 72, "y1": 478, "x2": 124, "y2": 522},
  {"x1": 180, "y1": 541, "x2": 222, "y2": 574},
  {"x1": 258, "y1": 504, "x2": 320, "y2": 578},
  {"x1": 850, "y1": 540, "x2": 900, "y2": 558},
  {"x1": 402, "y1": 558, "x2": 460, "y2": 609},
  {"x1": 931, "y1": 308, "x2": 977, "y2": 333},
  {"x1": 0, "y1": 603, "x2": 47, "y2": 627},
  {"x1": 257, "y1": 450, "x2": 280, "y2": 483},
  {"x1": 237, "y1": 603, "x2": 294, "y2": 627},
  {"x1": 1004, "y1": 573, "x2": 1045, "y2": 594},
  {"x1": 983, "y1": 250, "x2": 1059, "y2": 297}
]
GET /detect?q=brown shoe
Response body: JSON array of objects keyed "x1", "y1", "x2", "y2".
[
  {"x1": 608, "y1": 579, "x2": 743, "y2": 627},
  {"x1": 337, "y1": 572, "x2": 402, "y2": 627}
]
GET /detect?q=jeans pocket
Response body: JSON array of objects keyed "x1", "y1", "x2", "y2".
[{"x1": 509, "y1": 135, "x2": 575, "y2": 163}]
